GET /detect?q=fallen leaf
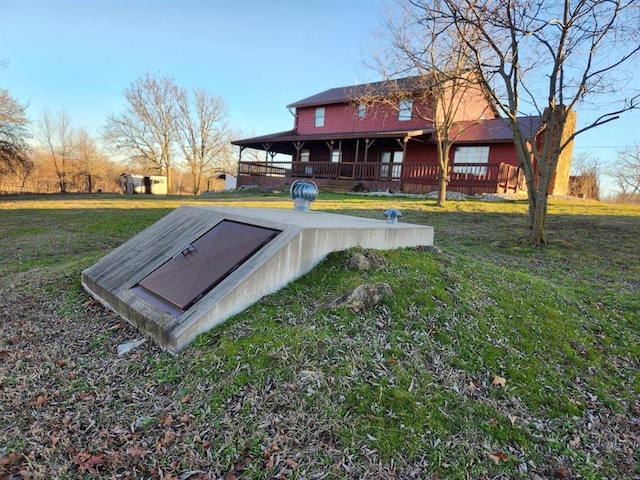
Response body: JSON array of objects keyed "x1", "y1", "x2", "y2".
[
  {"x1": 73, "y1": 452, "x2": 104, "y2": 474},
  {"x1": 50, "y1": 435, "x2": 60, "y2": 447},
  {"x1": 160, "y1": 414, "x2": 174, "y2": 426},
  {"x1": 77, "y1": 391, "x2": 94, "y2": 400},
  {"x1": 126, "y1": 444, "x2": 147, "y2": 458},
  {"x1": 181, "y1": 393, "x2": 194, "y2": 404},
  {"x1": 0, "y1": 452, "x2": 22, "y2": 467},
  {"x1": 569, "y1": 434, "x2": 581, "y2": 447},
  {"x1": 161, "y1": 429, "x2": 177, "y2": 446},
  {"x1": 508, "y1": 414, "x2": 517, "y2": 425},
  {"x1": 265, "y1": 454, "x2": 275, "y2": 469},
  {"x1": 492, "y1": 374, "x2": 507, "y2": 387},
  {"x1": 488, "y1": 452, "x2": 509, "y2": 464},
  {"x1": 30, "y1": 395, "x2": 46, "y2": 407},
  {"x1": 285, "y1": 459, "x2": 299, "y2": 469},
  {"x1": 488, "y1": 418, "x2": 499, "y2": 426}
]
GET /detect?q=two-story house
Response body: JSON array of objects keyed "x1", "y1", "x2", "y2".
[{"x1": 232, "y1": 76, "x2": 571, "y2": 195}]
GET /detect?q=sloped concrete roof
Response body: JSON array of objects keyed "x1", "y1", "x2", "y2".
[{"x1": 82, "y1": 206, "x2": 434, "y2": 353}]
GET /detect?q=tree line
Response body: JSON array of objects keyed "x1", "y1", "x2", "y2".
[{"x1": 0, "y1": 72, "x2": 238, "y2": 195}]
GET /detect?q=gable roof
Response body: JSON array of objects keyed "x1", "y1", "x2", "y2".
[{"x1": 287, "y1": 76, "x2": 432, "y2": 109}]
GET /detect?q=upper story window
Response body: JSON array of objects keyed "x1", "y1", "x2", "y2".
[
  {"x1": 357, "y1": 104, "x2": 366, "y2": 118},
  {"x1": 314, "y1": 107, "x2": 325, "y2": 127},
  {"x1": 398, "y1": 100, "x2": 413, "y2": 121}
]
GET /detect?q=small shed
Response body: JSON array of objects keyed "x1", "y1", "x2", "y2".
[
  {"x1": 205, "y1": 173, "x2": 238, "y2": 193},
  {"x1": 120, "y1": 173, "x2": 168, "y2": 195}
]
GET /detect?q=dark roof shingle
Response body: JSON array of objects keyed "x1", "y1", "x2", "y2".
[
  {"x1": 454, "y1": 116, "x2": 544, "y2": 143},
  {"x1": 287, "y1": 76, "x2": 432, "y2": 109}
]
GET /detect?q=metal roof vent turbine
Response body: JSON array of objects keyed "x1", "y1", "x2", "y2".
[
  {"x1": 384, "y1": 208, "x2": 402, "y2": 224},
  {"x1": 290, "y1": 180, "x2": 318, "y2": 211}
]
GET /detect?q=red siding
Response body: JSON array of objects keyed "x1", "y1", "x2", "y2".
[
  {"x1": 295, "y1": 100, "x2": 434, "y2": 135},
  {"x1": 405, "y1": 142, "x2": 438, "y2": 163},
  {"x1": 487, "y1": 143, "x2": 519, "y2": 167},
  {"x1": 405, "y1": 141, "x2": 519, "y2": 167}
]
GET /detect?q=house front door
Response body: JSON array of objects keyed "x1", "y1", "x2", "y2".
[{"x1": 380, "y1": 151, "x2": 403, "y2": 180}]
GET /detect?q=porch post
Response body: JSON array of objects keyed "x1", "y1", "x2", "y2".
[
  {"x1": 262, "y1": 143, "x2": 272, "y2": 163},
  {"x1": 398, "y1": 137, "x2": 409, "y2": 184},
  {"x1": 364, "y1": 138, "x2": 375, "y2": 162},
  {"x1": 353, "y1": 139, "x2": 360, "y2": 180},
  {"x1": 293, "y1": 141, "x2": 304, "y2": 162}
]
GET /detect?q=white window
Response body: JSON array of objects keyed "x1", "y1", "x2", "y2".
[
  {"x1": 357, "y1": 104, "x2": 366, "y2": 118},
  {"x1": 331, "y1": 150, "x2": 342, "y2": 163},
  {"x1": 300, "y1": 149, "x2": 310, "y2": 162},
  {"x1": 453, "y1": 146, "x2": 490, "y2": 174},
  {"x1": 314, "y1": 107, "x2": 325, "y2": 127},
  {"x1": 398, "y1": 100, "x2": 413, "y2": 121}
]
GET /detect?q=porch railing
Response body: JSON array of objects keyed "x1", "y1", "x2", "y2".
[{"x1": 237, "y1": 160, "x2": 523, "y2": 191}]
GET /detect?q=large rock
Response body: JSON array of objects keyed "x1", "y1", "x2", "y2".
[
  {"x1": 346, "y1": 250, "x2": 388, "y2": 272},
  {"x1": 329, "y1": 282, "x2": 392, "y2": 312}
]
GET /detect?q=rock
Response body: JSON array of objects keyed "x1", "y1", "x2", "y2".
[
  {"x1": 421, "y1": 245, "x2": 443, "y2": 254},
  {"x1": 329, "y1": 282, "x2": 392, "y2": 312},
  {"x1": 117, "y1": 339, "x2": 147, "y2": 355},
  {"x1": 347, "y1": 252, "x2": 371, "y2": 271},
  {"x1": 346, "y1": 250, "x2": 387, "y2": 272}
]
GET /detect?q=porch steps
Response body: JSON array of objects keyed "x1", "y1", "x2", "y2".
[{"x1": 321, "y1": 179, "x2": 362, "y2": 193}]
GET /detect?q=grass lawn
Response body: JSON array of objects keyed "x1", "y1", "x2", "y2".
[{"x1": 0, "y1": 192, "x2": 638, "y2": 479}]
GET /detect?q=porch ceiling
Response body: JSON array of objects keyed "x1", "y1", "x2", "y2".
[{"x1": 231, "y1": 128, "x2": 434, "y2": 154}]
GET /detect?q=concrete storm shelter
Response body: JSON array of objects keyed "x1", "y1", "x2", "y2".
[{"x1": 82, "y1": 205, "x2": 434, "y2": 353}]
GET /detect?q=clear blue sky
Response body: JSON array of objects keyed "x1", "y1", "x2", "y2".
[
  {"x1": 2, "y1": 0, "x2": 638, "y2": 194},
  {"x1": 2, "y1": 0, "x2": 382, "y2": 137}
]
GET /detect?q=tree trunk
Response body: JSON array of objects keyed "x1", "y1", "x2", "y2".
[
  {"x1": 437, "y1": 168, "x2": 448, "y2": 207},
  {"x1": 529, "y1": 191, "x2": 548, "y2": 246},
  {"x1": 166, "y1": 167, "x2": 172, "y2": 195},
  {"x1": 436, "y1": 142, "x2": 452, "y2": 207},
  {"x1": 527, "y1": 167, "x2": 553, "y2": 246}
]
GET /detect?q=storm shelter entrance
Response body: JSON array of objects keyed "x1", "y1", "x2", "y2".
[{"x1": 131, "y1": 220, "x2": 280, "y2": 316}]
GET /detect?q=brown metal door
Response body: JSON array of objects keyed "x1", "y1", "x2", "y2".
[{"x1": 137, "y1": 220, "x2": 280, "y2": 311}]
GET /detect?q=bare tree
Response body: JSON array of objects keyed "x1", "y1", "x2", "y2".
[
  {"x1": 73, "y1": 128, "x2": 112, "y2": 193},
  {"x1": 105, "y1": 73, "x2": 179, "y2": 193},
  {"x1": 0, "y1": 86, "x2": 30, "y2": 179},
  {"x1": 611, "y1": 145, "x2": 640, "y2": 202},
  {"x1": 40, "y1": 110, "x2": 74, "y2": 193},
  {"x1": 399, "y1": 0, "x2": 640, "y2": 244},
  {"x1": 372, "y1": 2, "x2": 495, "y2": 205},
  {"x1": 175, "y1": 87, "x2": 232, "y2": 195}
]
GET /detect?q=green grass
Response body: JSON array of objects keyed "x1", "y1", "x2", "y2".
[{"x1": 0, "y1": 192, "x2": 638, "y2": 479}]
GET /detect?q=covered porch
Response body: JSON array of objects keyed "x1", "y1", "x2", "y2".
[
  {"x1": 232, "y1": 130, "x2": 525, "y2": 195},
  {"x1": 236, "y1": 159, "x2": 524, "y2": 195}
]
